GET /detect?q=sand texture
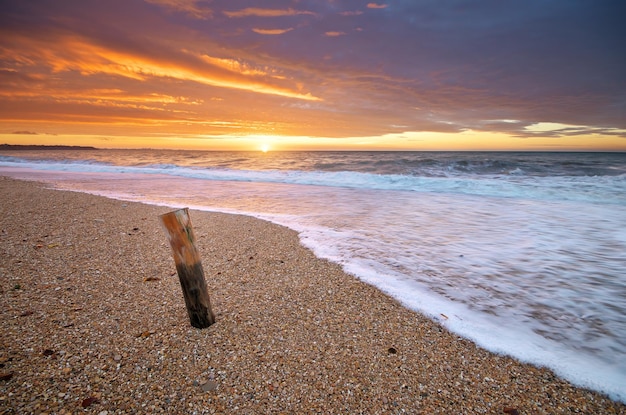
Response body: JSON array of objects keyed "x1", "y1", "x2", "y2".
[{"x1": 1, "y1": 177, "x2": 624, "y2": 414}]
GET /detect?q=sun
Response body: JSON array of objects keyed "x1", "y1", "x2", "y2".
[{"x1": 260, "y1": 144, "x2": 270, "y2": 153}]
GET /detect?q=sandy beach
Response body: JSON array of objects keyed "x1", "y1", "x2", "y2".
[{"x1": 1, "y1": 176, "x2": 624, "y2": 414}]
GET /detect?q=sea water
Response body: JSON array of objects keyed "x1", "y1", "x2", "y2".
[{"x1": 1, "y1": 150, "x2": 625, "y2": 402}]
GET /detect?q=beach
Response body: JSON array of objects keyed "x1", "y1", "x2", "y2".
[{"x1": 1, "y1": 177, "x2": 624, "y2": 414}]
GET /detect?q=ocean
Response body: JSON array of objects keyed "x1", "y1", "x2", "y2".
[{"x1": 1, "y1": 149, "x2": 625, "y2": 402}]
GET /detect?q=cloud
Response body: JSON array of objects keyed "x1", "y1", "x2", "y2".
[
  {"x1": 339, "y1": 11, "x2": 364, "y2": 16},
  {"x1": 0, "y1": 0, "x2": 624, "y2": 144},
  {"x1": 0, "y1": 31, "x2": 320, "y2": 102},
  {"x1": 252, "y1": 28, "x2": 294, "y2": 35},
  {"x1": 224, "y1": 8, "x2": 316, "y2": 18},
  {"x1": 516, "y1": 123, "x2": 626, "y2": 138},
  {"x1": 198, "y1": 55, "x2": 271, "y2": 77},
  {"x1": 144, "y1": 0, "x2": 213, "y2": 19},
  {"x1": 366, "y1": 3, "x2": 388, "y2": 9},
  {"x1": 12, "y1": 130, "x2": 38, "y2": 135}
]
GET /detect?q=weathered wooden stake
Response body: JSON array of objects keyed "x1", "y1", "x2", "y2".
[{"x1": 160, "y1": 208, "x2": 215, "y2": 328}]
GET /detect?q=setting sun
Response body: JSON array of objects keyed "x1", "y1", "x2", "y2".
[{"x1": 261, "y1": 144, "x2": 270, "y2": 153}]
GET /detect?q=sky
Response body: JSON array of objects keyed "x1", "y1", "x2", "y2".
[{"x1": 1, "y1": 0, "x2": 625, "y2": 151}]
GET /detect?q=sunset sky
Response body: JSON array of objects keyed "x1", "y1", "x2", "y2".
[{"x1": 1, "y1": 0, "x2": 625, "y2": 151}]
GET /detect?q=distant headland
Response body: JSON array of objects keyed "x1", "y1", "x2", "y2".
[{"x1": 0, "y1": 144, "x2": 98, "y2": 151}]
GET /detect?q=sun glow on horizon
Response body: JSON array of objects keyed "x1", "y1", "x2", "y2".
[{"x1": 1, "y1": 130, "x2": 625, "y2": 152}]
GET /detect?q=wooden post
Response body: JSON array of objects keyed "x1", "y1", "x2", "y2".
[{"x1": 160, "y1": 208, "x2": 215, "y2": 328}]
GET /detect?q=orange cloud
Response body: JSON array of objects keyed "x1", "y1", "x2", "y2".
[
  {"x1": 199, "y1": 55, "x2": 270, "y2": 76},
  {"x1": 325, "y1": 31, "x2": 347, "y2": 37},
  {"x1": 1, "y1": 33, "x2": 320, "y2": 102},
  {"x1": 252, "y1": 28, "x2": 295, "y2": 35},
  {"x1": 224, "y1": 8, "x2": 316, "y2": 18},
  {"x1": 0, "y1": 84, "x2": 202, "y2": 110},
  {"x1": 145, "y1": 0, "x2": 213, "y2": 19},
  {"x1": 367, "y1": 3, "x2": 388, "y2": 9}
]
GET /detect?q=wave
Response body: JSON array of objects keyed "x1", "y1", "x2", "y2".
[{"x1": 1, "y1": 155, "x2": 625, "y2": 204}]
